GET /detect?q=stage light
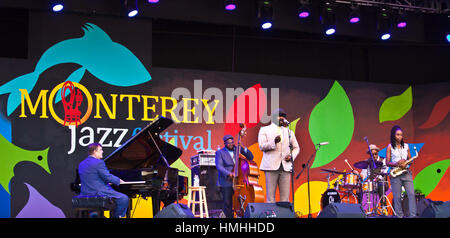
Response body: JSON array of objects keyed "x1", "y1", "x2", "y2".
[
  {"x1": 297, "y1": 0, "x2": 310, "y2": 19},
  {"x1": 381, "y1": 33, "x2": 391, "y2": 40},
  {"x1": 325, "y1": 28, "x2": 336, "y2": 35},
  {"x1": 262, "y1": 22, "x2": 273, "y2": 29},
  {"x1": 447, "y1": 34, "x2": 450, "y2": 42},
  {"x1": 148, "y1": 0, "x2": 159, "y2": 3},
  {"x1": 397, "y1": 21, "x2": 407, "y2": 28},
  {"x1": 349, "y1": 14, "x2": 360, "y2": 23},
  {"x1": 52, "y1": 4, "x2": 64, "y2": 12},
  {"x1": 348, "y1": 4, "x2": 360, "y2": 24},
  {"x1": 224, "y1": 0, "x2": 237, "y2": 11},
  {"x1": 396, "y1": 12, "x2": 407, "y2": 28},
  {"x1": 298, "y1": 8, "x2": 310, "y2": 18},
  {"x1": 397, "y1": 17, "x2": 407, "y2": 28},
  {"x1": 377, "y1": 8, "x2": 392, "y2": 40},
  {"x1": 257, "y1": 0, "x2": 273, "y2": 30},
  {"x1": 125, "y1": 0, "x2": 138, "y2": 18},
  {"x1": 51, "y1": 1, "x2": 64, "y2": 12},
  {"x1": 320, "y1": 2, "x2": 336, "y2": 35},
  {"x1": 128, "y1": 9, "x2": 138, "y2": 17}
]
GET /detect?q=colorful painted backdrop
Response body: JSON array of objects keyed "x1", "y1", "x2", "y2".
[{"x1": 0, "y1": 13, "x2": 448, "y2": 218}]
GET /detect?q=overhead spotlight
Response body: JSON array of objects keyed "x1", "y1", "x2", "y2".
[
  {"x1": 125, "y1": 0, "x2": 138, "y2": 18},
  {"x1": 377, "y1": 8, "x2": 392, "y2": 40},
  {"x1": 148, "y1": 0, "x2": 160, "y2": 3},
  {"x1": 325, "y1": 28, "x2": 336, "y2": 35},
  {"x1": 51, "y1": 1, "x2": 64, "y2": 12},
  {"x1": 320, "y1": 2, "x2": 336, "y2": 35},
  {"x1": 396, "y1": 11, "x2": 407, "y2": 28},
  {"x1": 349, "y1": 12, "x2": 360, "y2": 23},
  {"x1": 257, "y1": 0, "x2": 273, "y2": 30},
  {"x1": 381, "y1": 33, "x2": 391, "y2": 40},
  {"x1": 298, "y1": 0, "x2": 310, "y2": 19},
  {"x1": 128, "y1": 9, "x2": 138, "y2": 18},
  {"x1": 224, "y1": 0, "x2": 237, "y2": 11},
  {"x1": 348, "y1": 4, "x2": 360, "y2": 24}
]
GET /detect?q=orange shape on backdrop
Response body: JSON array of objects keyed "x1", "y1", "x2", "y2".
[{"x1": 419, "y1": 95, "x2": 450, "y2": 129}]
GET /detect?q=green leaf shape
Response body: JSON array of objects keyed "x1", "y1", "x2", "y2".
[
  {"x1": 288, "y1": 118, "x2": 301, "y2": 133},
  {"x1": 309, "y1": 81, "x2": 354, "y2": 168},
  {"x1": 0, "y1": 134, "x2": 50, "y2": 194},
  {"x1": 414, "y1": 159, "x2": 450, "y2": 196},
  {"x1": 379, "y1": 86, "x2": 412, "y2": 123}
]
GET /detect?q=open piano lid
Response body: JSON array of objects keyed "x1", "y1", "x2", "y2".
[{"x1": 103, "y1": 116, "x2": 182, "y2": 170}]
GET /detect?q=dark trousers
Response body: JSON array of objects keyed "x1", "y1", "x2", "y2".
[
  {"x1": 220, "y1": 187, "x2": 234, "y2": 218},
  {"x1": 112, "y1": 193, "x2": 129, "y2": 218}
]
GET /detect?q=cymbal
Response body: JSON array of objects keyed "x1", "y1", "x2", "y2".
[
  {"x1": 353, "y1": 161, "x2": 369, "y2": 169},
  {"x1": 321, "y1": 169, "x2": 346, "y2": 175},
  {"x1": 353, "y1": 160, "x2": 383, "y2": 169}
]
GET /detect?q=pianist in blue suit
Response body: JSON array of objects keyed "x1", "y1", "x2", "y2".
[
  {"x1": 215, "y1": 135, "x2": 254, "y2": 218},
  {"x1": 78, "y1": 143, "x2": 129, "y2": 218}
]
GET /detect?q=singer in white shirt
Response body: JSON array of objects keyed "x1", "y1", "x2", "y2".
[{"x1": 258, "y1": 109, "x2": 300, "y2": 203}]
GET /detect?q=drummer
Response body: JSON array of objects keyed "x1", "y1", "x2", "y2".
[{"x1": 352, "y1": 144, "x2": 389, "y2": 205}]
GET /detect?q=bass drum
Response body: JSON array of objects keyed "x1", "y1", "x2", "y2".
[{"x1": 321, "y1": 189, "x2": 341, "y2": 210}]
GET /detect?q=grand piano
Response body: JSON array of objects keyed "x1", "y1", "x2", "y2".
[{"x1": 102, "y1": 116, "x2": 187, "y2": 217}]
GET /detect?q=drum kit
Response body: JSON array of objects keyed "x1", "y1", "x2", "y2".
[{"x1": 319, "y1": 159, "x2": 396, "y2": 216}]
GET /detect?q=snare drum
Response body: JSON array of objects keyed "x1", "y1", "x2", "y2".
[
  {"x1": 343, "y1": 173, "x2": 358, "y2": 188},
  {"x1": 321, "y1": 189, "x2": 341, "y2": 210},
  {"x1": 362, "y1": 181, "x2": 374, "y2": 192}
]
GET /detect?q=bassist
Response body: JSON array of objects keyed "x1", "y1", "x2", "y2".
[{"x1": 215, "y1": 134, "x2": 254, "y2": 218}]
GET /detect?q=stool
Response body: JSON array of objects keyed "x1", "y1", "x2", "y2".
[
  {"x1": 72, "y1": 195, "x2": 115, "y2": 218},
  {"x1": 187, "y1": 186, "x2": 209, "y2": 218}
]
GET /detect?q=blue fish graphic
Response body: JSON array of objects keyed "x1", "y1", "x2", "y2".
[{"x1": 0, "y1": 23, "x2": 151, "y2": 116}]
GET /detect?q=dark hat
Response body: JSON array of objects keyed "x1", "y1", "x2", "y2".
[
  {"x1": 223, "y1": 134, "x2": 234, "y2": 142},
  {"x1": 273, "y1": 108, "x2": 287, "y2": 118}
]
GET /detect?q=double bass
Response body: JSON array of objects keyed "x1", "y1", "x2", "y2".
[{"x1": 232, "y1": 124, "x2": 265, "y2": 217}]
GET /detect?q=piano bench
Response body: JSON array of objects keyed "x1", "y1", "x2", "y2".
[{"x1": 72, "y1": 195, "x2": 116, "y2": 218}]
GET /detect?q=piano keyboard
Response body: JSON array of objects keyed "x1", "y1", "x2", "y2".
[{"x1": 120, "y1": 181, "x2": 147, "y2": 185}]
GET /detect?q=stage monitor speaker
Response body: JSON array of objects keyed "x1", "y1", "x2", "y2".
[
  {"x1": 154, "y1": 203, "x2": 195, "y2": 218},
  {"x1": 317, "y1": 203, "x2": 366, "y2": 218},
  {"x1": 420, "y1": 201, "x2": 450, "y2": 218},
  {"x1": 209, "y1": 209, "x2": 226, "y2": 218},
  {"x1": 243, "y1": 202, "x2": 296, "y2": 218}
]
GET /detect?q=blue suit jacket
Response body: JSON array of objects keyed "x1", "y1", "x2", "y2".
[
  {"x1": 78, "y1": 156, "x2": 123, "y2": 198},
  {"x1": 215, "y1": 147, "x2": 254, "y2": 187}
]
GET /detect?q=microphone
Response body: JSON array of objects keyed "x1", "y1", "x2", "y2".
[
  {"x1": 317, "y1": 142, "x2": 329, "y2": 146},
  {"x1": 283, "y1": 119, "x2": 290, "y2": 125}
]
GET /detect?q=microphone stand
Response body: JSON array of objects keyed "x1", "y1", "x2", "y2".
[
  {"x1": 363, "y1": 136, "x2": 378, "y2": 216},
  {"x1": 364, "y1": 137, "x2": 376, "y2": 171},
  {"x1": 295, "y1": 143, "x2": 323, "y2": 218},
  {"x1": 286, "y1": 122, "x2": 296, "y2": 216}
]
